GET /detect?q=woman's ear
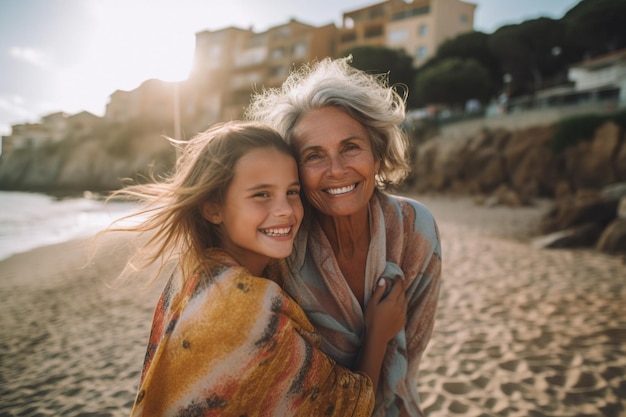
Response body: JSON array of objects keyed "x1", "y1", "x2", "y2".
[
  {"x1": 375, "y1": 158, "x2": 382, "y2": 175},
  {"x1": 202, "y1": 202, "x2": 222, "y2": 224}
]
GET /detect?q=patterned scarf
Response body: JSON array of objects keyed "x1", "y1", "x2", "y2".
[{"x1": 130, "y1": 249, "x2": 375, "y2": 416}]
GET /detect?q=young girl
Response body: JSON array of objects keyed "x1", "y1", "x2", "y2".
[{"x1": 106, "y1": 121, "x2": 406, "y2": 417}]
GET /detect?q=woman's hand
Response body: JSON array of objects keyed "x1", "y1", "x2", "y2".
[
  {"x1": 365, "y1": 278, "x2": 407, "y2": 343},
  {"x1": 355, "y1": 278, "x2": 407, "y2": 392}
]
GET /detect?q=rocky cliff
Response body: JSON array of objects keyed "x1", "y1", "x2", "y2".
[
  {"x1": 406, "y1": 118, "x2": 626, "y2": 255},
  {"x1": 409, "y1": 120, "x2": 626, "y2": 200},
  {"x1": 0, "y1": 130, "x2": 175, "y2": 193}
]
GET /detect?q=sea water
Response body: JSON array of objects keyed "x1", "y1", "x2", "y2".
[{"x1": 0, "y1": 191, "x2": 140, "y2": 261}]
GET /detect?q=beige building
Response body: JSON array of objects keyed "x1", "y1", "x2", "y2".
[
  {"x1": 1, "y1": 110, "x2": 102, "y2": 155},
  {"x1": 182, "y1": 0, "x2": 475, "y2": 131},
  {"x1": 1, "y1": 112, "x2": 70, "y2": 154},
  {"x1": 105, "y1": 79, "x2": 178, "y2": 126},
  {"x1": 338, "y1": 0, "x2": 476, "y2": 66},
  {"x1": 67, "y1": 111, "x2": 101, "y2": 139},
  {"x1": 88, "y1": 1, "x2": 476, "y2": 144},
  {"x1": 186, "y1": 19, "x2": 336, "y2": 130}
]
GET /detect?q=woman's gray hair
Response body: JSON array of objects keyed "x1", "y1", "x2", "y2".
[{"x1": 245, "y1": 56, "x2": 411, "y2": 188}]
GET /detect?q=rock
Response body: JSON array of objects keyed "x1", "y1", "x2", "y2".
[
  {"x1": 463, "y1": 146, "x2": 507, "y2": 194},
  {"x1": 619, "y1": 197, "x2": 626, "y2": 219},
  {"x1": 596, "y1": 218, "x2": 626, "y2": 254},
  {"x1": 532, "y1": 223, "x2": 605, "y2": 249},
  {"x1": 503, "y1": 125, "x2": 556, "y2": 198},
  {"x1": 565, "y1": 121, "x2": 622, "y2": 189},
  {"x1": 600, "y1": 182, "x2": 626, "y2": 201},
  {"x1": 413, "y1": 134, "x2": 472, "y2": 192},
  {"x1": 540, "y1": 191, "x2": 619, "y2": 234},
  {"x1": 554, "y1": 180, "x2": 572, "y2": 199},
  {"x1": 484, "y1": 184, "x2": 532, "y2": 207},
  {"x1": 615, "y1": 135, "x2": 626, "y2": 181}
]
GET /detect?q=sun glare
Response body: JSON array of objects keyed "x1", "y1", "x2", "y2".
[
  {"x1": 89, "y1": 1, "x2": 195, "y2": 85},
  {"x1": 49, "y1": 0, "x2": 203, "y2": 116}
]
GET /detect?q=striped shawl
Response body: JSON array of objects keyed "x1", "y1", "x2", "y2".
[{"x1": 285, "y1": 191, "x2": 442, "y2": 417}]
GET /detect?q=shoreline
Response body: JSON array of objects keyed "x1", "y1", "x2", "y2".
[{"x1": 0, "y1": 194, "x2": 551, "y2": 264}]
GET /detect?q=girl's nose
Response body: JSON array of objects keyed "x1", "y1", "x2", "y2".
[{"x1": 273, "y1": 196, "x2": 294, "y2": 216}]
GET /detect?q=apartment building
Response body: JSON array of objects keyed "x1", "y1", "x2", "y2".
[
  {"x1": 186, "y1": 19, "x2": 336, "y2": 128},
  {"x1": 338, "y1": 0, "x2": 476, "y2": 66},
  {"x1": 100, "y1": 0, "x2": 476, "y2": 136},
  {"x1": 105, "y1": 79, "x2": 179, "y2": 126},
  {"x1": 525, "y1": 48, "x2": 626, "y2": 110},
  {"x1": 1, "y1": 110, "x2": 102, "y2": 155},
  {"x1": 1, "y1": 112, "x2": 69, "y2": 154}
]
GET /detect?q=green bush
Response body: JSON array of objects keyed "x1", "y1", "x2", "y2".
[{"x1": 551, "y1": 110, "x2": 626, "y2": 153}]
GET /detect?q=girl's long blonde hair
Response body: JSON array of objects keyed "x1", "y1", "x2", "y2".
[{"x1": 101, "y1": 121, "x2": 293, "y2": 285}]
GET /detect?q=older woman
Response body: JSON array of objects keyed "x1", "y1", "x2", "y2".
[{"x1": 246, "y1": 57, "x2": 442, "y2": 417}]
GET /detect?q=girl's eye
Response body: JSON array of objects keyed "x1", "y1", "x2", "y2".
[
  {"x1": 287, "y1": 188, "x2": 301, "y2": 196},
  {"x1": 253, "y1": 192, "x2": 270, "y2": 198}
]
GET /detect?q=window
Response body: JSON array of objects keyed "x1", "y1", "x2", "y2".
[
  {"x1": 388, "y1": 29, "x2": 408, "y2": 43},
  {"x1": 292, "y1": 42, "x2": 307, "y2": 58},
  {"x1": 418, "y1": 24, "x2": 427, "y2": 37},
  {"x1": 273, "y1": 27, "x2": 291, "y2": 39},
  {"x1": 270, "y1": 47, "x2": 285, "y2": 60},
  {"x1": 391, "y1": 5, "x2": 430, "y2": 21},
  {"x1": 460, "y1": 14, "x2": 469, "y2": 25},
  {"x1": 369, "y1": 6, "x2": 384, "y2": 19},
  {"x1": 269, "y1": 66, "x2": 286, "y2": 78},
  {"x1": 417, "y1": 46, "x2": 428, "y2": 59},
  {"x1": 341, "y1": 32, "x2": 357, "y2": 42},
  {"x1": 364, "y1": 25, "x2": 383, "y2": 38}
]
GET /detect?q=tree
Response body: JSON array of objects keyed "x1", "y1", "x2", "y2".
[
  {"x1": 428, "y1": 31, "x2": 501, "y2": 96},
  {"x1": 563, "y1": 0, "x2": 626, "y2": 57},
  {"x1": 488, "y1": 18, "x2": 569, "y2": 98},
  {"x1": 414, "y1": 58, "x2": 492, "y2": 108},
  {"x1": 337, "y1": 45, "x2": 418, "y2": 108}
]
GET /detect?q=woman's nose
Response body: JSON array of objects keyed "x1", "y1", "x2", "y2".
[{"x1": 328, "y1": 154, "x2": 347, "y2": 176}]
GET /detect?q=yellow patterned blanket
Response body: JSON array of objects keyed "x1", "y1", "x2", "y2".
[{"x1": 130, "y1": 249, "x2": 374, "y2": 417}]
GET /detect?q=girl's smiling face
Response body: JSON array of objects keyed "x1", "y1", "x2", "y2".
[{"x1": 205, "y1": 147, "x2": 303, "y2": 276}]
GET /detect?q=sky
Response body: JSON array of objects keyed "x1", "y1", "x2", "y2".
[{"x1": 0, "y1": 0, "x2": 581, "y2": 136}]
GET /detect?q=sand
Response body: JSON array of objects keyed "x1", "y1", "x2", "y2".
[{"x1": 1, "y1": 195, "x2": 624, "y2": 417}]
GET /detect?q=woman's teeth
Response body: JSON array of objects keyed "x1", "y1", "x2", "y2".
[{"x1": 326, "y1": 184, "x2": 356, "y2": 195}]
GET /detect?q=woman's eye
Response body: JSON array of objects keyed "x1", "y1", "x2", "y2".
[
  {"x1": 300, "y1": 153, "x2": 324, "y2": 165},
  {"x1": 344, "y1": 143, "x2": 360, "y2": 152}
]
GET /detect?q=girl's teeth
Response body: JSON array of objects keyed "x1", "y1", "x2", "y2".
[
  {"x1": 326, "y1": 184, "x2": 355, "y2": 195},
  {"x1": 263, "y1": 227, "x2": 290, "y2": 237}
]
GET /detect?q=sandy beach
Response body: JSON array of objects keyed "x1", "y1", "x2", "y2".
[{"x1": 1, "y1": 195, "x2": 624, "y2": 417}]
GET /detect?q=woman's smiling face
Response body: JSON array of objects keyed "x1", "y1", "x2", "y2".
[{"x1": 292, "y1": 106, "x2": 380, "y2": 218}]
